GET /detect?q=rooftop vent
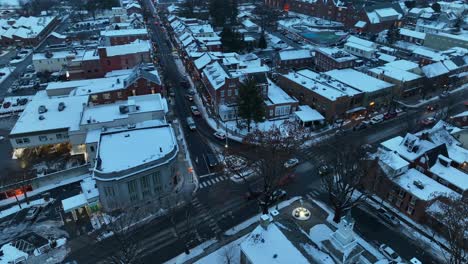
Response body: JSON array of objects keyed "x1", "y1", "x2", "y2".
[
  {"x1": 58, "y1": 102, "x2": 65, "y2": 111},
  {"x1": 119, "y1": 105, "x2": 129, "y2": 114},
  {"x1": 38, "y1": 105, "x2": 47, "y2": 114},
  {"x1": 124, "y1": 134, "x2": 130, "y2": 138},
  {"x1": 413, "y1": 180, "x2": 424, "y2": 190},
  {"x1": 39, "y1": 115, "x2": 45, "y2": 120}
]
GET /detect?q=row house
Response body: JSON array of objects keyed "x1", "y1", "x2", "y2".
[
  {"x1": 100, "y1": 28, "x2": 149, "y2": 46},
  {"x1": 46, "y1": 66, "x2": 163, "y2": 105},
  {"x1": 68, "y1": 40, "x2": 152, "y2": 80},
  {"x1": 366, "y1": 123, "x2": 468, "y2": 226},
  {"x1": 276, "y1": 49, "x2": 314, "y2": 71}
]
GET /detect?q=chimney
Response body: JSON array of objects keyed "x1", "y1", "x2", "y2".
[{"x1": 260, "y1": 214, "x2": 271, "y2": 230}]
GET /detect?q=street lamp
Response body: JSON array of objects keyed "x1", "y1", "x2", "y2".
[{"x1": 20, "y1": 160, "x2": 30, "y2": 205}]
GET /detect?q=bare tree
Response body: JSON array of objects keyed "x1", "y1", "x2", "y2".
[
  {"x1": 319, "y1": 141, "x2": 369, "y2": 223},
  {"x1": 225, "y1": 120, "x2": 311, "y2": 214},
  {"x1": 103, "y1": 208, "x2": 146, "y2": 264},
  {"x1": 428, "y1": 195, "x2": 468, "y2": 264},
  {"x1": 219, "y1": 243, "x2": 236, "y2": 264},
  {"x1": 164, "y1": 192, "x2": 197, "y2": 254}
]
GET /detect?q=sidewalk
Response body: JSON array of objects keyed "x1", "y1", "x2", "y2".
[{"x1": 397, "y1": 83, "x2": 468, "y2": 109}]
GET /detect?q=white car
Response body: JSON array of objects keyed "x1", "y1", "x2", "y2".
[
  {"x1": 284, "y1": 158, "x2": 299, "y2": 168},
  {"x1": 213, "y1": 131, "x2": 226, "y2": 140},
  {"x1": 379, "y1": 244, "x2": 402, "y2": 262},
  {"x1": 370, "y1": 114, "x2": 384, "y2": 125}
]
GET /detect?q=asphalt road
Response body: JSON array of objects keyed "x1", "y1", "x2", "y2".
[{"x1": 62, "y1": 2, "x2": 468, "y2": 263}]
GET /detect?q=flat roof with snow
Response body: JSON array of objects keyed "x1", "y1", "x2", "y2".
[
  {"x1": 294, "y1": 105, "x2": 325, "y2": 122},
  {"x1": 325, "y1": 69, "x2": 394, "y2": 93},
  {"x1": 278, "y1": 49, "x2": 312, "y2": 61},
  {"x1": 429, "y1": 157, "x2": 468, "y2": 191},
  {"x1": 104, "y1": 40, "x2": 151, "y2": 57},
  {"x1": 97, "y1": 125, "x2": 177, "y2": 173},
  {"x1": 81, "y1": 94, "x2": 166, "y2": 126},
  {"x1": 380, "y1": 134, "x2": 438, "y2": 162},
  {"x1": 266, "y1": 78, "x2": 297, "y2": 105},
  {"x1": 10, "y1": 91, "x2": 88, "y2": 136},
  {"x1": 394, "y1": 168, "x2": 458, "y2": 201},
  {"x1": 100, "y1": 28, "x2": 148, "y2": 37}
]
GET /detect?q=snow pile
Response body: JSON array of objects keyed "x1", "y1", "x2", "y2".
[
  {"x1": 301, "y1": 243, "x2": 334, "y2": 264},
  {"x1": 0, "y1": 243, "x2": 28, "y2": 264},
  {"x1": 163, "y1": 239, "x2": 217, "y2": 264}
]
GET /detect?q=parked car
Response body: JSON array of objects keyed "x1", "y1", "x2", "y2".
[
  {"x1": 439, "y1": 91, "x2": 449, "y2": 98},
  {"x1": 25, "y1": 206, "x2": 41, "y2": 221},
  {"x1": 278, "y1": 173, "x2": 296, "y2": 186},
  {"x1": 284, "y1": 158, "x2": 299, "y2": 168},
  {"x1": 97, "y1": 230, "x2": 114, "y2": 241},
  {"x1": 383, "y1": 112, "x2": 397, "y2": 120},
  {"x1": 318, "y1": 164, "x2": 330, "y2": 176},
  {"x1": 379, "y1": 244, "x2": 402, "y2": 262},
  {"x1": 353, "y1": 122, "x2": 368, "y2": 131},
  {"x1": 180, "y1": 80, "x2": 190, "y2": 88},
  {"x1": 370, "y1": 114, "x2": 384, "y2": 125},
  {"x1": 420, "y1": 117, "x2": 436, "y2": 126},
  {"x1": 271, "y1": 189, "x2": 287, "y2": 202},
  {"x1": 185, "y1": 94, "x2": 193, "y2": 101},
  {"x1": 186, "y1": 117, "x2": 196, "y2": 130},
  {"x1": 190, "y1": 105, "x2": 200, "y2": 116},
  {"x1": 213, "y1": 131, "x2": 226, "y2": 140},
  {"x1": 378, "y1": 211, "x2": 400, "y2": 226}
]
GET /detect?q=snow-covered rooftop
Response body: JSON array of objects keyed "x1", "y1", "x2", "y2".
[
  {"x1": 266, "y1": 78, "x2": 297, "y2": 105},
  {"x1": 376, "y1": 148, "x2": 410, "y2": 172},
  {"x1": 203, "y1": 61, "x2": 230, "y2": 90},
  {"x1": 33, "y1": 50, "x2": 84, "y2": 61},
  {"x1": 104, "y1": 39, "x2": 151, "y2": 57},
  {"x1": 81, "y1": 94, "x2": 166, "y2": 126},
  {"x1": 369, "y1": 66, "x2": 422, "y2": 82},
  {"x1": 282, "y1": 69, "x2": 360, "y2": 101},
  {"x1": 100, "y1": 28, "x2": 148, "y2": 37},
  {"x1": 10, "y1": 91, "x2": 88, "y2": 136},
  {"x1": 294, "y1": 105, "x2": 325, "y2": 122},
  {"x1": 278, "y1": 49, "x2": 312, "y2": 61},
  {"x1": 97, "y1": 125, "x2": 177, "y2": 173},
  {"x1": 399, "y1": 28, "x2": 426, "y2": 40},
  {"x1": 384, "y1": 60, "x2": 420, "y2": 72},
  {"x1": 325, "y1": 69, "x2": 394, "y2": 93},
  {"x1": 394, "y1": 168, "x2": 458, "y2": 201},
  {"x1": 429, "y1": 156, "x2": 468, "y2": 191},
  {"x1": 316, "y1": 47, "x2": 356, "y2": 62},
  {"x1": 241, "y1": 222, "x2": 310, "y2": 264},
  {"x1": 380, "y1": 134, "x2": 438, "y2": 162}
]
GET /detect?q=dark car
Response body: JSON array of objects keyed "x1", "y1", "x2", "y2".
[
  {"x1": 180, "y1": 80, "x2": 190, "y2": 89},
  {"x1": 206, "y1": 154, "x2": 218, "y2": 167},
  {"x1": 271, "y1": 189, "x2": 287, "y2": 202},
  {"x1": 353, "y1": 122, "x2": 368, "y2": 131},
  {"x1": 383, "y1": 112, "x2": 397, "y2": 120},
  {"x1": 318, "y1": 165, "x2": 330, "y2": 176}
]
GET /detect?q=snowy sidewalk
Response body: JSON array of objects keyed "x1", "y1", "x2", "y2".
[
  {"x1": 397, "y1": 83, "x2": 468, "y2": 109},
  {"x1": 0, "y1": 198, "x2": 54, "y2": 219}
]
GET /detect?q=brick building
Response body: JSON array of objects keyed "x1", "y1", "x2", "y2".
[
  {"x1": 68, "y1": 40, "x2": 152, "y2": 80},
  {"x1": 314, "y1": 47, "x2": 357, "y2": 72},
  {"x1": 276, "y1": 49, "x2": 313, "y2": 70},
  {"x1": 100, "y1": 28, "x2": 148, "y2": 46}
]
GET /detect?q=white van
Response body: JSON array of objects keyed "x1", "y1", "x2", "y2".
[{"x1": 187, "y1": 117, "x2": 196, "y2": 130}]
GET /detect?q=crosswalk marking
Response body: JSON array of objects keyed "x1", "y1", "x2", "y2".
[{"x1": 198, "y1": 174, "x2": 230, "y2": 189}]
